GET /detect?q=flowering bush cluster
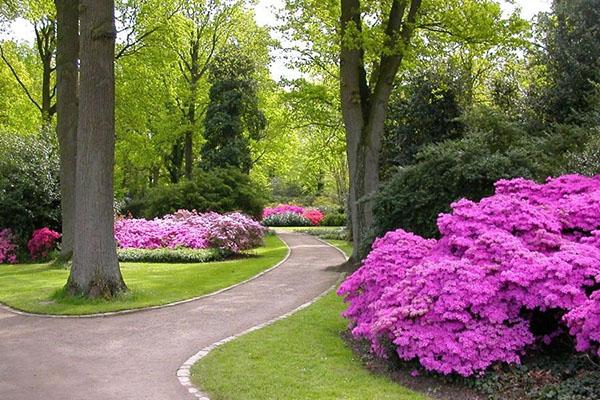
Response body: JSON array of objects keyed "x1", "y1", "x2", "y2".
[
  {"x1": 261, "y1": 204, "x2": 324, "y2": 226},
  {"x1": 0, "y1": 228, "x2": 17, "y2": 264},
  {"x1": 114, "y1": 210, "x2": 266, "y2": 254},
  {"x1": 27, "y1": 227, "x2": 61, "y2": 260},
  {"x1": 338, "y1": 175, "x2": 600, "y2": 377}
]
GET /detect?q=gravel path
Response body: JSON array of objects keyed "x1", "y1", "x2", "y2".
[{"x1": 0, "y1": 232, "x2": 345, "y2": 400}]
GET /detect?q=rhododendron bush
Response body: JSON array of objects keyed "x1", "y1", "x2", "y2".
[
  {"x1": 0, "y1": 228, "x2": 17, "y2": 264},
  {"x1": 27, "y1": 228, "x2": 61, "y2": 260},
  {"x1": 115, "y1": 210, "x2": 266, "y2": 253},
  {"x1": 261, "y1": 204, "x2": 324, "y2": 226},
  {"x1": 338, "y1": 175, "x2": 600, "y2": 377}
]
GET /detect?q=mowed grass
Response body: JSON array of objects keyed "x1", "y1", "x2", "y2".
[
  {"x1": 0, "y1": 235, "x2": 287, "y2": 315},
  {"x1": 191, "y1": 240, "x2": 428, "y2": 400}
]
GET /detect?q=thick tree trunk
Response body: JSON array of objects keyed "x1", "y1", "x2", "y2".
[
  {"x1": 55, "y1": 0, "x2": 79, "y2": 261},
  {"x1": 67, "y1": 0, "x2": 126, "y2": 297},
  {"x1": 340, "y1": 0, "x2": 422, "y2": 263}
]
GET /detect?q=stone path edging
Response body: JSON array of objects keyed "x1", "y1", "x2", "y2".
[
  {"x1": 177, "y1": 238, "x2": 349, "y2": 400},
  {"x1": 0, "y1": 235, "x2": 292, "y2": 319}
]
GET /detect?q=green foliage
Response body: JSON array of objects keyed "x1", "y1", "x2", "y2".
[
  {"x1": 472, "y1": 343, "x2": 600, "y2": 400},
  {"x1": 564, "y1": 134, "x2": 600, "y2": 176},
  {"x1": 117, "y1": 247, "x2": 225, "y2": 263},
  {"x1": 535, "y1": 0, "x2": 600, "y2": 124},
  {"x1": 382, "y1": 69, "x2": 465, "y2": 176},
  {"x1": 0, "y1": 132, "x2": 60, "y2": 241},
  {"x1": 374, "y1": 108, "x2": 548, "y2": 238},
  {"x1": 321, "y1": 211, "x2": 347, "y2": 227},
  {"x1": 134, "y1": 167, "x2": 265, "y2": 219},
  {"x1": 201, "y1": 45, "x2": 266, "y2": 173}
]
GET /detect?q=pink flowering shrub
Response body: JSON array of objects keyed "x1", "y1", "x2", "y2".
[
  {"x1": 27, "y1": 228, "x2": 61, "y2": 260},
  {"x1": 262, "y1": 204, "x2": 305, "y2": 218},
  {"x1": 0, "y1": 228, "x2": 17, "y2": 264},
  {"x1": 262, "y1": 204, "x2": 324, "y2": 226},
  {"x1": 338, "y1": 174, "x2": 600, "y2": 376},
  {"x1": 115, "y1": 210, "x2": 266, "y2": 253}
]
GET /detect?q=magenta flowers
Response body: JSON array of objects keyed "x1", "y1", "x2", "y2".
[
  {"x1": 0, "y1": 228, "x2": 17, "y2": 264},
  {"x1": 114, "y1": 210, "x2": 266, "y2": 253},
  {"x1": 27, "y1": 228, "x2": 61, "y2": 260},
  {"x1": 338, "y1": 175, "x2": 600, "y2": 376}
]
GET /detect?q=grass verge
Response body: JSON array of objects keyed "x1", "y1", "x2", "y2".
[
  {"x1": 0, "y1": 235, "x2": 287, "y2": 315},
  {"x1": 191, "y1": 239, "x2": 427, "y2": 400}
]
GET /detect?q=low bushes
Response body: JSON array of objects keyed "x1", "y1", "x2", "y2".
[
  {"x1": 294, "y1": 227, "x2": 349, "y2": 241},
  {"x1": 339, "y1": 175, "x2": 600, "y2": 377},
  {"x1": 0, "y1": 229, "x2": 17, "y2": 264},
  {"x1": 117, "y1": 247, "x2": 224, "y2": 263},
  {"x1": 115, "y1": 210, "x2": 266, "y2": 254},
  {"x1": 133, "y1": 167, "x2": 266, "y2": 219},
  {"x1": 321, "y1": 211, "x2": 347, "y2": 227},
  {"x1": 262, "y1": 204, "x2": 326, "y2": 226},
  {"x1": 0, "y1": 133, "x2": 60, "y2": 242},
  {"x1": 27, "y1": 228, "x2": 61, "y2": 260}
]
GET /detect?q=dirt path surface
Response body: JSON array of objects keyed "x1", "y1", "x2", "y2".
[{"x1": 0, "y1": 232, "x2": 345, "y2": 400}]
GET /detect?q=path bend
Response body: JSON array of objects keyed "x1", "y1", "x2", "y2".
[{"x1": 0, "y1": 231, "x2": 345, "y2": 400}]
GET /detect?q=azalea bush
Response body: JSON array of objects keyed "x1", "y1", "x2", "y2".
[
  {"x1": 114, "y1": 210, "x2": 266, "y2": 254},
  {"x1": 338, "y1": 175, "x2": 600, "y2": 377},
  {"x1": 27, "y1": 228, "x2": 61, "y2": 261},
  {"x1": 0, "y1": 228, "x2": 17, "y2": 264},
  {"x1": 261, "y1": 204, "x2": 324, "y2": 226}
]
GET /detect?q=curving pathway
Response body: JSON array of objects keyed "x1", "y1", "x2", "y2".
[{"x1": 0, "y1": 232, "x2": 345, "y2": 400}]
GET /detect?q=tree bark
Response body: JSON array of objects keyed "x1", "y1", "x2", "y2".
[
  {"x1": 340, "y1": 0, "x2": 422, "y2": 262},
  {"x1": 54, "y1": 0, "x2": 79, "y2": 261},
  {"x1": 67, "y1": 0, "x2": 126, "y2": 297}
]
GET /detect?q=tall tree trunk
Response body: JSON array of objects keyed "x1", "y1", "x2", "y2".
[
  {"x1": 184, "y1": 130, "x2": 193, "y2": 179},
  {"x1": 340, "y1": 0, "x2": 422, "y2": 262},
  {"x1": 67, "y1": 0, "x2": 126, "y2": 297},
  {"x1": 55, "y1": 0, "x2": 79, "y2": 261}
]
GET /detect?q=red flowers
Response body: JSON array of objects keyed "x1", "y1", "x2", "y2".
[{"x1": 27, "y1": 228, "x2": 61, "y2": 260}]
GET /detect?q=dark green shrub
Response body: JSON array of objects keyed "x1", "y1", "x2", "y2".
[
  {"x1": 133, "y1": 167, "x2": 266, "y2": 219},
  {"x1": 0, "y1": 133, "x2": 60, "y2": 243},
  {"x1": 117, "y1": 247, "x2": 225, "y2": 263},
  {"x1": 321, "y1": 211, "x2": 347, "y2": 227},
  {"x1": 374, "y1": 109, "x2": 548, "y2": 238}
]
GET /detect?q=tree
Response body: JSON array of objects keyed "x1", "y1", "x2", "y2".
[
  {"x1": 172, "y1": 0, "x2": 242, "y2": 181},
  {"x1": 201, "y1": 45, "x2": 266, "y2": 173},
  {"x1": 381, "y1": 69, "x2": 465, "y2": 177},
  {"x1": 536, "y1": 0, "x2": 600, "y2": 124},
  {"x1": 0, "y1": 0, "x2": 56, "y2": 129},
  {"x1": 340, "y1": 0, "x2": 423, "y2": 259},
  {"x1": 54, "y1": 0, "x2": 78, "y2": 260},
  {"x1": 67, "y1": 0, "x2": 126, "y2": 297}
]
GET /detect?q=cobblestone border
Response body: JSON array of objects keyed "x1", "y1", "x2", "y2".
[
  {"x1": 177, "y1": 239, "x2": 349, "y2": 400},
  {"x1": 0, "y1": 235, "x2": 293, "y2": 319}
]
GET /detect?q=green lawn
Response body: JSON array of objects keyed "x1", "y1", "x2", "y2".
[
  {"x1": 0, "y1": 235, "x2": 287, "y2": 315},
  {"x1": 191, "y1": 240, "x2": 427, "y2": 400}
]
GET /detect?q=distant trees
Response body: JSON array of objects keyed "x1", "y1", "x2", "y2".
[{"x1": 201, "y1": 45, "x2": 266, "y2": 173}]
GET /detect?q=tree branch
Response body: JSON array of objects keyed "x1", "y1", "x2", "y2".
[{"x1": 0, "y1": 44, "x2": 42, "y2": 112}]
